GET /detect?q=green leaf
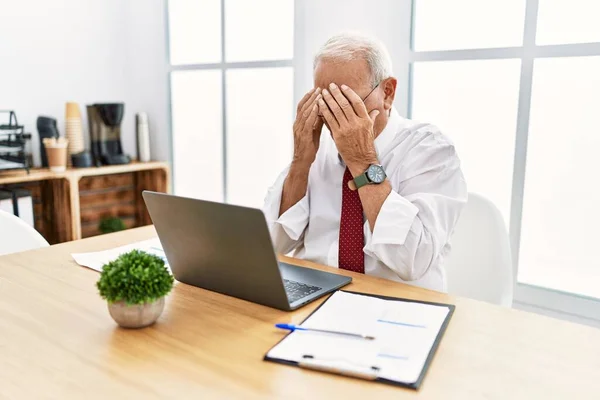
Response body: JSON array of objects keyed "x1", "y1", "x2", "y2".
[
  {"x1": 98, "y1": 217, "x2": 127, "y2": 234},
  {"x1": 96, "y1": 249, "x2": 174, "y2": 305}
]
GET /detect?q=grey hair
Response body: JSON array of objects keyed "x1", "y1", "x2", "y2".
[{"x1": 313, "y1": 32, "x2": 393, "y2": 88}]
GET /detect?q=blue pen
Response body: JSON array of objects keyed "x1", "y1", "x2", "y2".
[{"x1": 275, "y1": 323, "x2": 375, "y2": 340}]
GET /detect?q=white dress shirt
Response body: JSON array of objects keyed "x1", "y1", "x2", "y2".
[{"x1": 262, "y1": 107, "x2": 467, "y2": 291}]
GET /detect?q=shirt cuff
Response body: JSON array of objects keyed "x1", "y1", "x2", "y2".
[
  {"x1": 275, "y1": 196, "x2": 310, "y2": 240},
  {"x1": 262, "y1": 166, "x2": 310, "y2": 241},
  {"x1": 364, "y1": 190, "x2": 419, "y2": 247}
]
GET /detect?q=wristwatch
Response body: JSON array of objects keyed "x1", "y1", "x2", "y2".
[{"x1": 348, "y1": 164, "x2": 387, "y2": 190}]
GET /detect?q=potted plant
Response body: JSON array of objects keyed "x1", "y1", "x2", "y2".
[
  {"x1": 98, "y1": 216, "x2": 126, "y2": 234},
  {"x1": 96, "y1": 249, "x2": 174, "y2": 328}
]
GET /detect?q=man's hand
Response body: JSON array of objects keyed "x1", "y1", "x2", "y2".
[
  {"x1": 292, "y1": 87, "x2": 323, "y2": 167},
  {"x1": 319, "y1": 83, "x2": 390, "y2": 232},
  {"x1": 279, "y1": 88, "x2": 323, "y2": 217},
  {"x1": 318, "y1": 83, "x2": 380, "y2": 176}
]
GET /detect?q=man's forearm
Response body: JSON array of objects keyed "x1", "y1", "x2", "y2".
[
  {"x1": 357, "y1": 180, "x2": 392, "y2": 231},
  {"x1": 347, "y1": 162, "x2": 392, "y2": 232},
  {"x1": 279, "y1": 161, "x2": 311, "y2": 217}
]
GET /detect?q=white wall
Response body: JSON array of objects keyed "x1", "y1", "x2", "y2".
[
  {"x1": 294, "y1": 0, "x2": 412, "y2": 116},
  {"x1": 0, "y1": 0, "x2": 170, "y2": 166},
  {"x1": 0, "y1": 0, "x2": 410, "y2": 167}
]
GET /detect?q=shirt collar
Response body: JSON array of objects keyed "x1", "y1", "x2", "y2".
[{"x1": 374, "y1": 106, "x2": 402, "y2": 158}]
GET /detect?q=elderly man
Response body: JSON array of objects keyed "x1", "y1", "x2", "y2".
[{"x1": 263, "y1": 33, "x2": 467, "y2": 291}]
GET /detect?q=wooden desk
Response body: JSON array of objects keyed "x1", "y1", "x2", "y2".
[{"x1": 1, "y1": 227, "x2": 599, "y2": 399}]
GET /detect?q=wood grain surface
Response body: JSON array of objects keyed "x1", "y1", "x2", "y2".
[{"x1": 1, "y1": 227, "x2": 599, "y2": 399}]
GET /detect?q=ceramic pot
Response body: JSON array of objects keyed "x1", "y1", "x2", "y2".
[{"x1": 107, "y1": 297, "x2": 165, "y2": 329}]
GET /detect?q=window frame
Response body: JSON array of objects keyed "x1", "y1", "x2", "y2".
[
  {"x1": 165, "y1": 0, "x2": 294, "y2": 202},
  {"x1": 408, "y1": 0, "x2": 600, "y2": 322},
  {"x1": 164, "y1": 0, "x2": 600, "y2": 323}
]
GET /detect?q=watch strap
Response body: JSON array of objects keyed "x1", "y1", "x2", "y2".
[{"x1": 348, "y1": 172, "x2": 370, "y2": 191}]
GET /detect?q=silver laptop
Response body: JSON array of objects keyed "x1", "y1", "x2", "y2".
[{"x1": 142, "y1": 191, "x2": 351, "y2": 311}]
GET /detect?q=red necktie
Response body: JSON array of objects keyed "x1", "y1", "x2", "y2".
[{"x1": 338, "y1": 167, "x2": 365, "y2": 273}]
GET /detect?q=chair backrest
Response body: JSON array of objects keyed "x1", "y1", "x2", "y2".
[
  {"x1": 0, "y1": 209, "x2": 49, "y2": 256},
  {"x1": 445, "y1": 192, "x2": 514, "y2": 306}
]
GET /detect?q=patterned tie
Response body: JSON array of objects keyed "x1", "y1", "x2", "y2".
[{"x1": 338, "y1": 167, "x2": 365, "y2": 273}]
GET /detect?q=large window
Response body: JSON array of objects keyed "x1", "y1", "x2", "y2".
[
  {"x1": 410, "y1": 0, "x2": 600, "y2": 307},
  {"x1": 168, "y1": 0, "x2": 294, "y2": 207}
]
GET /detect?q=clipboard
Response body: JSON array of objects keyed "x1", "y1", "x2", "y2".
[{"x1": 264, "y1": 290, "x2": 455, "y2": 390}]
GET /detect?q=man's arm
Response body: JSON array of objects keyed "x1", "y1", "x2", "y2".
[
  {"x1": 279, "y1": 87, "x2": 323, "y2": 216},
  {"x1": 346, "y1": 162, "x2": 392, "y2": 231},
  {"x1": 318, "y1": 82, "x2": 389, "y2": 230},
  {"x1": 361, "y1": 140, "x2": 467, "y2": 281},
  {"x1": 263, "y1": 165, "x2": 311, "y2": 255},
  {"x1": 279, "y1": 161, "x2": 312, "y2": 216},
  {"x1": 319, "y1": 83, "x2": 467, "y2": 281},
  {"x1": 261, "y1": 87, "x2": 323, "y2": 255}
]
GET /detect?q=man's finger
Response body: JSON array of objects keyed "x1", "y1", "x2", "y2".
[
  {"x1": 313, "y1": 114, "x2": 324, "y2": 132},
  {"x1": 322, "y1": 88, "x2": 347, "y2": 125},
  {"x1": 296, "y1": 87, "x2": 317, "y2": 114},
  {"x1": 328, "y1": 83, "x2": 356, "y2": 120},
  {"x1": 302, "y1": 103, "x2": 319, "y2": 131},
  {"x1": 340, "y1": 84, "x2": 369, "y2": 118},
  {"x1": 312, "y1": 117, "x2": 323, "y2": 147},
  {"x1": 299, "y1": 88, "x2": 322, "y2": 117},
  {"x1": 318, "y1": 98, "x2": 339, "y2": 131},
  {"x1": 368, "y1": 109, "x2": 380, "y2": 122},
  {"x1": 299, "y1": 93, "x2": 322, "y2": 125}
]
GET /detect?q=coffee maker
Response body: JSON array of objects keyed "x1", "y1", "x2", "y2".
[{"x1": 86, "y1": 103, "x2": 131, "y2": 166}]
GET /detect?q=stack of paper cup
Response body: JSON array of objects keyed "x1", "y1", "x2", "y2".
[{"x1": 65, "y1": 102, "x2": 85, "y2": 165}]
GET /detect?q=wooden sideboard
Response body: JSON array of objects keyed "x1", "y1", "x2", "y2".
[{"x1": 0, "y1": 162, "x2": 170, "y2": 243}]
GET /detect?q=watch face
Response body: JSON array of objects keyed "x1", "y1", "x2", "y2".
[{"x1": 367, "y1": 164, "x2": 386, "y2": 183}]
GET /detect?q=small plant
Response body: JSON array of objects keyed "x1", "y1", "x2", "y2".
[
  {"x1": 97, "y1": 250, "x2": 174, "y2": 305},
  {"x1": 99, "y1": 217, "x2": 126, "y2": 234}
]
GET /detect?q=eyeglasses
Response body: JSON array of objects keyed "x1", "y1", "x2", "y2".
[{"x1": 361, "y1": 82, "x2": 381, "y2": 102}]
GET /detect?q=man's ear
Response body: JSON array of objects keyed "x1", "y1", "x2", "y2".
[{"x1": 382, "y1": 77, "x2": 397, "y2": 111}]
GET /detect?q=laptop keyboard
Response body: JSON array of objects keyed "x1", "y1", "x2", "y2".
[{"x1": 283, "y1": 279, "x2": 322, "y2": 303}]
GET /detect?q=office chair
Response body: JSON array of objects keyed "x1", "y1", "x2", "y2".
[
  {"x1": 0, "y1": 209, "x2": 49, "y2": 256},
  {"x1": 445, "y1": 192, "x2": 514, "y2": 306}
]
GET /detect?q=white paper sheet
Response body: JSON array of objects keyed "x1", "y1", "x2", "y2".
[
  {"x1": 71, "y1": 239, "x2": 169, "y2": 273},
  {"x1": 267, "y1": 291, "x2": 450, "y2": 385}
]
